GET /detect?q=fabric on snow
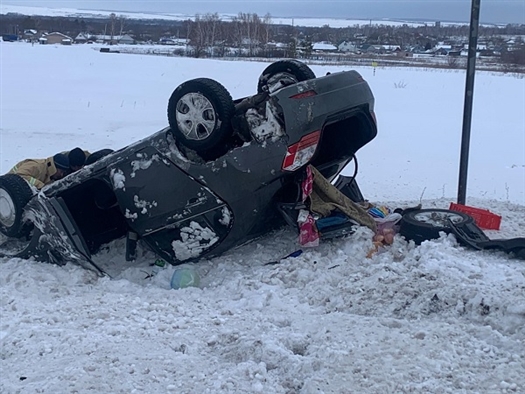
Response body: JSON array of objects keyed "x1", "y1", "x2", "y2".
[
  {"x1": 307, "y1": 165, "x2": 377, "y2": 232},
  {"x1": 301, "y1": 165, "x2": 313, "y2": 202}
]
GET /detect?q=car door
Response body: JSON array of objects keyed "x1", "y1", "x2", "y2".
[{"x1": 108, "y1": 146, "x2": 232, "y2": 263}]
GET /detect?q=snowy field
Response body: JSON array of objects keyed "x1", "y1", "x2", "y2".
[{"x1": 1, "y1": 42, "x2": 524, "y2": 393}]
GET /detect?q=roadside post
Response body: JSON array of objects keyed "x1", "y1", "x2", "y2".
[{"x1": 457, "y1": 0, "x2": 481, "y2": 204}]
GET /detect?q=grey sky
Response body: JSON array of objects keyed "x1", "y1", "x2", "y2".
[{"x1": 6, "y1": 0, "x2": 525, "y2": 24}]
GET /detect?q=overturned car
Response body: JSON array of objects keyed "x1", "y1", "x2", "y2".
[{"x1": 0, "y1": 60, "x2": 378, "y2": 274}]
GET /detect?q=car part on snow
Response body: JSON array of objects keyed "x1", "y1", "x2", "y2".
[
  {"x1": 0, "y1": 174, "x2": 35, "y2": 238},
  {"x1": 446, "y1": 219, "x2": 525, "y2": 259},
  {"x1": 399, "y1": 208, "x2": 474, "y2": 245},
  {"x1": 400, "y1": 208, "x2": 525, "y2": 260},
  {"x1": 257, "y1": 59, "x2": 316, "y2": 94},
  {"x1": 332, "y1": 154, "x2": 362, "y2": 203},
  {"x1": 334, "y1": 175, "x2": 365, "y2": 203},
  {"x1": 125, "y1": 231, "x2": 138, "y2": 261},
  {"x1": 167, "y1": 78, "x2": 235, "y2": 153}
]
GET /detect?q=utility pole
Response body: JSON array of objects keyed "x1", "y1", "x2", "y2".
[{"x1": 457, "y1": 0, "x2": 481, "y2": 205}]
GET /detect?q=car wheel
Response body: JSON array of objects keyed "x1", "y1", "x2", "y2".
[
  {"x1": 167, "y1": 78, "x2": 235, "y2": 152},
  {"x1": 0, "y1": 174, "x2": 35, "y2": 238},
  {"x1": 257, "y1": 59, "x2": 316, "y2": 94},
  {"x1": 399, "y1": 208, "x2": 474, "y2": 245}
]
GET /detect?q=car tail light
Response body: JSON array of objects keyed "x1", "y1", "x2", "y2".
[
  {"x1": 289, "y1": 90, "x2": 317, "y2": 99},
  {"x1": 281, "y1": 130, "x2": 321, "y2": 171}
]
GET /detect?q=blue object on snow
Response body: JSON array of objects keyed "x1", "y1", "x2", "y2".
[{"x1": 315, "y1": 213, "x2": 349, "y2": 231}]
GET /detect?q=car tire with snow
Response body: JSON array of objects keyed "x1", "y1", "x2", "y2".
[
  {"x1": 257, "y1": 59, "x2": 316, "y2": 94},
  {"x1": 167, "y1": 78, "x2": 235, "y2": 153},
  {"x1": 399, "y1": 208, "x2": 474, "y2": 245},
  {"x1": 0, "y1": 174, "x2": 35, "y2": 238}
]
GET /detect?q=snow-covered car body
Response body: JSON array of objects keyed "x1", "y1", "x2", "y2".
[{"x1": 2, "y1": 65, "x2": 377, "y2": 274}]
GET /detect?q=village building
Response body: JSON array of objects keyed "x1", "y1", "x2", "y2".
[
  {"x1": 39, "y1": 32, "x2": 73, "y2": 45},
  {"x1": 312, "y1": 42, "x2": 338, "y2": 52}
]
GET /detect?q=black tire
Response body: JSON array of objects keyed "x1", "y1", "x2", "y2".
[
  {"x1": 400, "y1": 209, "x2": 474, "y2": 245},
  {"x1": 86, "y1": 149, "x2": 114, "y2": 165},
  {"x1": 0, "y1": 174, "x2": 35, "y2": 238},
  {"x1": 167, "y1": 78, "x2": 235, "y2": 152},
  {"x1": 257, "y1": 59, "x2": 316, "y2": 93}
]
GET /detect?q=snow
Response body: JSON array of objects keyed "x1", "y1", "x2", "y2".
[{"x1": 1, "y1": 42, "x2": 525, "y2": 393}]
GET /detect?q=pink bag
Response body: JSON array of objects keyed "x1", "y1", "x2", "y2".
[{"x1": 298, "y1": 209, "x2": 319, "y2": 247}]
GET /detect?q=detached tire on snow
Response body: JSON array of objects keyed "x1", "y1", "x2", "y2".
[
  {"x1": 257, "y1": 59, "x2": 316, "y2": 94},
  {"x1": 399, "y1": 208, "x2": 474, "y2": 245},
  {"x1": 0, "y1": 174, "x2": 34, "y2": 238},
  {"x1": 167, "y1": 78, "x2": 235, "y2": 153}
]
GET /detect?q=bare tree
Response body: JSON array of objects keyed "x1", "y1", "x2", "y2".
[
  {"x1": 109, "y1": 13, "x2": 116, "y2": 44},
  {"x1": 447, "y1": 54, "x2": 459, "y2": 68},
  {"x1": 203, "y1": 13, "x2": 221, "y2": 57},
  {"x1": 261, "y1": 13, "x2": 272, "y2": 55},
  {"x1": 188, "y1": 15, "x2": 206, "y2": 58},
  {"x1": 234, "y1": 13, "x2": 263, "y2": 56},
  {"x1": 119, "y1": 15, "x2": 126, "y2": 37}
]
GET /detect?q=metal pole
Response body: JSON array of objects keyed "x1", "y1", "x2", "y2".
[{"x1": 457, "y1": 0, "x2": 481, "y2": 204}]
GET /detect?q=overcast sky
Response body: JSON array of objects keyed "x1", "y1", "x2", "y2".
[{"x1": 5, "y1": 0, "x2": 525, "y2": 24}]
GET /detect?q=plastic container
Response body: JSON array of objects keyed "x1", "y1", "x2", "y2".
[
  {"x1": 151, "y1": 259, "x2": 166, "y2": 276},
  {"x1": 170, "y1": 266, "x2": 200, "y2": 290},
  {"x1": 449, "y1": 203, "x2": 501, "y2": 230}
]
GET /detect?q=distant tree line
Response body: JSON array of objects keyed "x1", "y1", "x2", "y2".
[{"x1": 2, "y1": 11, "x2": 524, "y2": 67}]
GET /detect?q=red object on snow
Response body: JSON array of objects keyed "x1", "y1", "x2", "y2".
[
  {"x1": 301, "y1": 165, "x2": 313, "y2": 202},
  {"x1": 449, "y1": 203, "x2": 501, "y2": 230},
  {"x1": 298, "y1": 213, "x2": 320, "y2": 247}
]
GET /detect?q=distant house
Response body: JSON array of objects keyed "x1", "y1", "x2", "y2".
[
  {"x1": 312, "y1": 42, "x2": 337, "y2": 52},
  {"x1": 408, "y1": 45, "x2": 426, "y2": 54},
  {"x1": 75, "y1": 33, "x2": 90, "y2": 44},
  {"x1": 118, "y1": 34, "x2": 134, "y2": 45},
  {"x1": 160, "y1": 37, "x2": 189, "y2": 46},
  {"x1": 338, "y1": 41, "x2": 358, "y2": 53},
  {"x1": 432, "y1": 48, "x2": 449, "y2": 56},
  {"x1": 361, "y1": 44, "x2": 381, "y2": 54},
  {"x1": 23, "y1": 29, "x2": 37, "y2": 40},
  {"x1": 41, "y1": 32, "x2": 73, "y2": 45},
  {"x1": 435, "y1": 43, "x2": 452, "y2": 51},
  {"x1": 381, "y1": 45, "x2": 401, "y2": 52},
  {"x1": 93, "y1": 34, "x2": 135, "y2": 45}
]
